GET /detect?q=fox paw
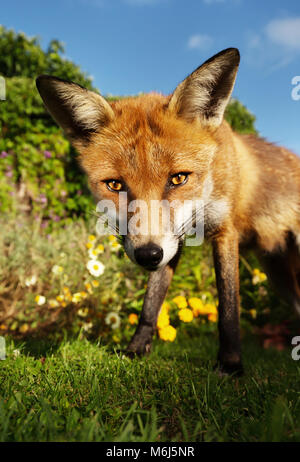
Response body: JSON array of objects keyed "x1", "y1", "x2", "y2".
[
  {"x1": 125, "y1": 340, "x2": 152, "y2": 357},
  {"x1": 214, "y1": 361, "x2": 244, "y2": 377}
]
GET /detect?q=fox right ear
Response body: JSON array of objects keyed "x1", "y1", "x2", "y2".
[
  {"x1": 36, "y1": 75, "x2": 115, "y2": 143},
  {"x1": 168, "y1": 48, "x2": 240, "y2": 127}
]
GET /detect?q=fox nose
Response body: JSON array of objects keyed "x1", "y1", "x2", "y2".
[{"x1": 134, "y1": 244, "x2": 163, "y2": 269}]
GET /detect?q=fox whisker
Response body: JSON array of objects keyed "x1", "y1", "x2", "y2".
[{"x1": 88, "y1": 210, "x2": 120, "y2": 235}]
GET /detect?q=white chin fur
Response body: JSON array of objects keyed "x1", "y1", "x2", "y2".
[{"x1": 157, "y1": 235, "x2": 179, "y2": 268}]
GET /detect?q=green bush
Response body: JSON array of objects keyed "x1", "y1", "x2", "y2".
[
  {"x1": 225, "y1": 98, "x2": 258, "y2": 135},
  {"x1": 0, "y1": 77, "x2": 93, "y2": 227},
  {"x1": 0, "y1": 27, "x2": 97, "y2": 227}
]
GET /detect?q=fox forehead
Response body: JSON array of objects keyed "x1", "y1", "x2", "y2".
[{"x1": 80, "y1": 93, "x2": 217, "y2": 188}]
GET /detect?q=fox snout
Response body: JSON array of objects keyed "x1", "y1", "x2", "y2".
[
  {"x1": 134, "y1": 244, "x2": 163, "y2": 270},
  {"x1": 124, "y1": 231, "x2": 180, "y2": 271}
]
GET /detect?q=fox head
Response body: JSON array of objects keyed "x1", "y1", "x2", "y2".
[{"x1": 36, "y1": 48, "x2": 240, "y2": 271}]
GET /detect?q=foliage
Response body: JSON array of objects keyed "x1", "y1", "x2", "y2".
[
  {"x1": 225, "y1": 98, "x2": 258, "y2": 135},
  {"x1": 0, "y1": 214, "x2": 296, "y2": 344},
  {"x1": 0, "y1": 27, "x2": 96, "y2": 225},
  {"x1": 0, "y1": 335, "x2": 299, "y2": 442},
  {"x1": 0, "y1": 26, "x2": 94, "y2": 88},
  {"x1": 0, "y1": 79, "x2": 92, "y2": 226}
]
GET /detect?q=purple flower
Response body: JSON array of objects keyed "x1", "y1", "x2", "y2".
[
  {"x1": 77, "y1": 189, "x2": 82, "y2": 196},
  {"x1": 5, "y1": 171, "x2": 13, "y2": 177},
  {"x1": 36, "y1": 194, "x2": 47, "y2": 205},
  {"x1": 60, "y1": 190, "x2": 67, "y2": 197},
  {"x1": 44, "y1": 151, "x2": 52, "y2": 158},
  {"x1": 1, "y1": 151, "x2": 8, "y2": 158}
]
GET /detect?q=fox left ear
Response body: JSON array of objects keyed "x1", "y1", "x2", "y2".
[
  {"x1": 168, "y1": 48, "x2": 240, "y2": 127},
  {"x1": 36, "y1": 75, "x2": 115, "y2": 144}
]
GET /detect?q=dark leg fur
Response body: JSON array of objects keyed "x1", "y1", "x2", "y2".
[
  {"x1": 126, "y1": 249, "x2": 181, "y2": 356},
  {"x1": 213, "y1": 228, "x2": 243, "y2": 376}
]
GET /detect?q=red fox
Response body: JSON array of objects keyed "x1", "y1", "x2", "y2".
[{"x1": 36, "y1": 48, "x2": 300, "y2": 375}]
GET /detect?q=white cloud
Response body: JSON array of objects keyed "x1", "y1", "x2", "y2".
[
  {"x1": 187, "y1": 34, "x2": 213, "y2": 51},
  {"x1": 246, "y1": 17, "x2": 300, "y2": 71},
  {"x1": 265, "y1": 17, "x2": 300, "y2": 50}
]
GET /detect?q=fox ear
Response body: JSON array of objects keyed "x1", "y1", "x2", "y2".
[
  {"x1": 36, "y1": 75, "x2": 114, "y2": 142},
  {"x1": 168, "y1": 48, "x2": 240, "y2": 127}
]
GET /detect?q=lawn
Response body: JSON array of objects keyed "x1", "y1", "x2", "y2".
[{"x1": 1, "y1": 330, "x2": 300, "y2": 442}]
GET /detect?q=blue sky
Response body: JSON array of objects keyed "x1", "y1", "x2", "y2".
[{"x1": 2, "y1": 0, "x2": 300, "y2": 153}]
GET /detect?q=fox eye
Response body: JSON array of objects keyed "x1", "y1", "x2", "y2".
[
  {"x1": 171, "y1": 173, "x2": 189, "y2": 186},
  {"x1": 106, "y1": 180, "x2": 123, "y2": 192}
]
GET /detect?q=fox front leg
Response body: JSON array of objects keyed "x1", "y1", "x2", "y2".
[
  {"x1": 213, "y1": 227, "x2": 243, "y2": 376},
  {"x1": 126, "y1": 251, "x2": 181, "y2": 356}
]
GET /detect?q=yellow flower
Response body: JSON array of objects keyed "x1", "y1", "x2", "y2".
[
  {"x1": 158, "y1": 325, "x2": 177, "y2": 342},
  {"x1": 86, "y1": 242, "x2": 93, "y2": 249},
  {"x1": 259, "y1": 272, "x2": 267, "y2": 282},
  {"x1": 157, "y1": 311, "x2": 170, "y2": 329},
  {"x1": 20, "y1": 324, "x2": 29, "y2": 333},
  {"x1": 88, "y1": 248, "x2": 99, "y2": 259},
  {"x1": 77, "y1": 307, "x2": 89, "y2": 317},
  {"x1": 35, "y1": 295, "x2": 46, "y2": 306},
  {"x1": 88, "y1": 234, "x2": 96, "y2": 242},
  {"x1": 172, "y1": 295, "x2": 188, "y2": 309},
  {"x1": 108, "y1": 235, "x2": 117, "y2": 242},
  {"x1": 0, "y1": 324, "x2": 6, "y2": 330},
  {"x1": 96, "y1": 244, "x2": 104, "y2": 254},
  {"x1": 178, "y1": 308, "x2": 193, "y2": 323},
  {"x1": 249, "y1": 309, "x2": 257, "y2": 319},
  {"x1": 84, "y1": 282, "x2": 93, "y2": 293},
  {"x1": 91, "y1": 280, "x2": 100, "y2": 288},
  {"x1": 128, "y1": 313, "x2": 138, "y2": 325},
  {"x1": 52, "y1": 265, "x2": 63, "y2": 275},
  {"x1": 56, "y1": 294, "x2": 64, "y2": 303},
  {"x1": 110, "y1": 241, "x2": 121, "y2": 252},
  {"x1": 49, "y1": 299, "x2": 59, "y2": 308},
  {"x1": 208, "y1": 312, "x2": 218, "y2": 323},
  {"x1": 252, "y1": 268, "x2": 267, "y2": 285},
  {"x1": 203, "y1": 303, "x2": 217, "y2": 315},
  {"x1": 188, "y1": 297, "x2": 204, "y2": 317},
  {"x1": 161, "y1": 301, "x2": 170, "y2": 313},
  {"x1": 63, "y1": 287, "x2": 71, "y2": 297}
]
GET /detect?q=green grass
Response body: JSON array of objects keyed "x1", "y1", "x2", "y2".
[{"x1": 1, "y1": 330, "x2": 300, "y2": 442}]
